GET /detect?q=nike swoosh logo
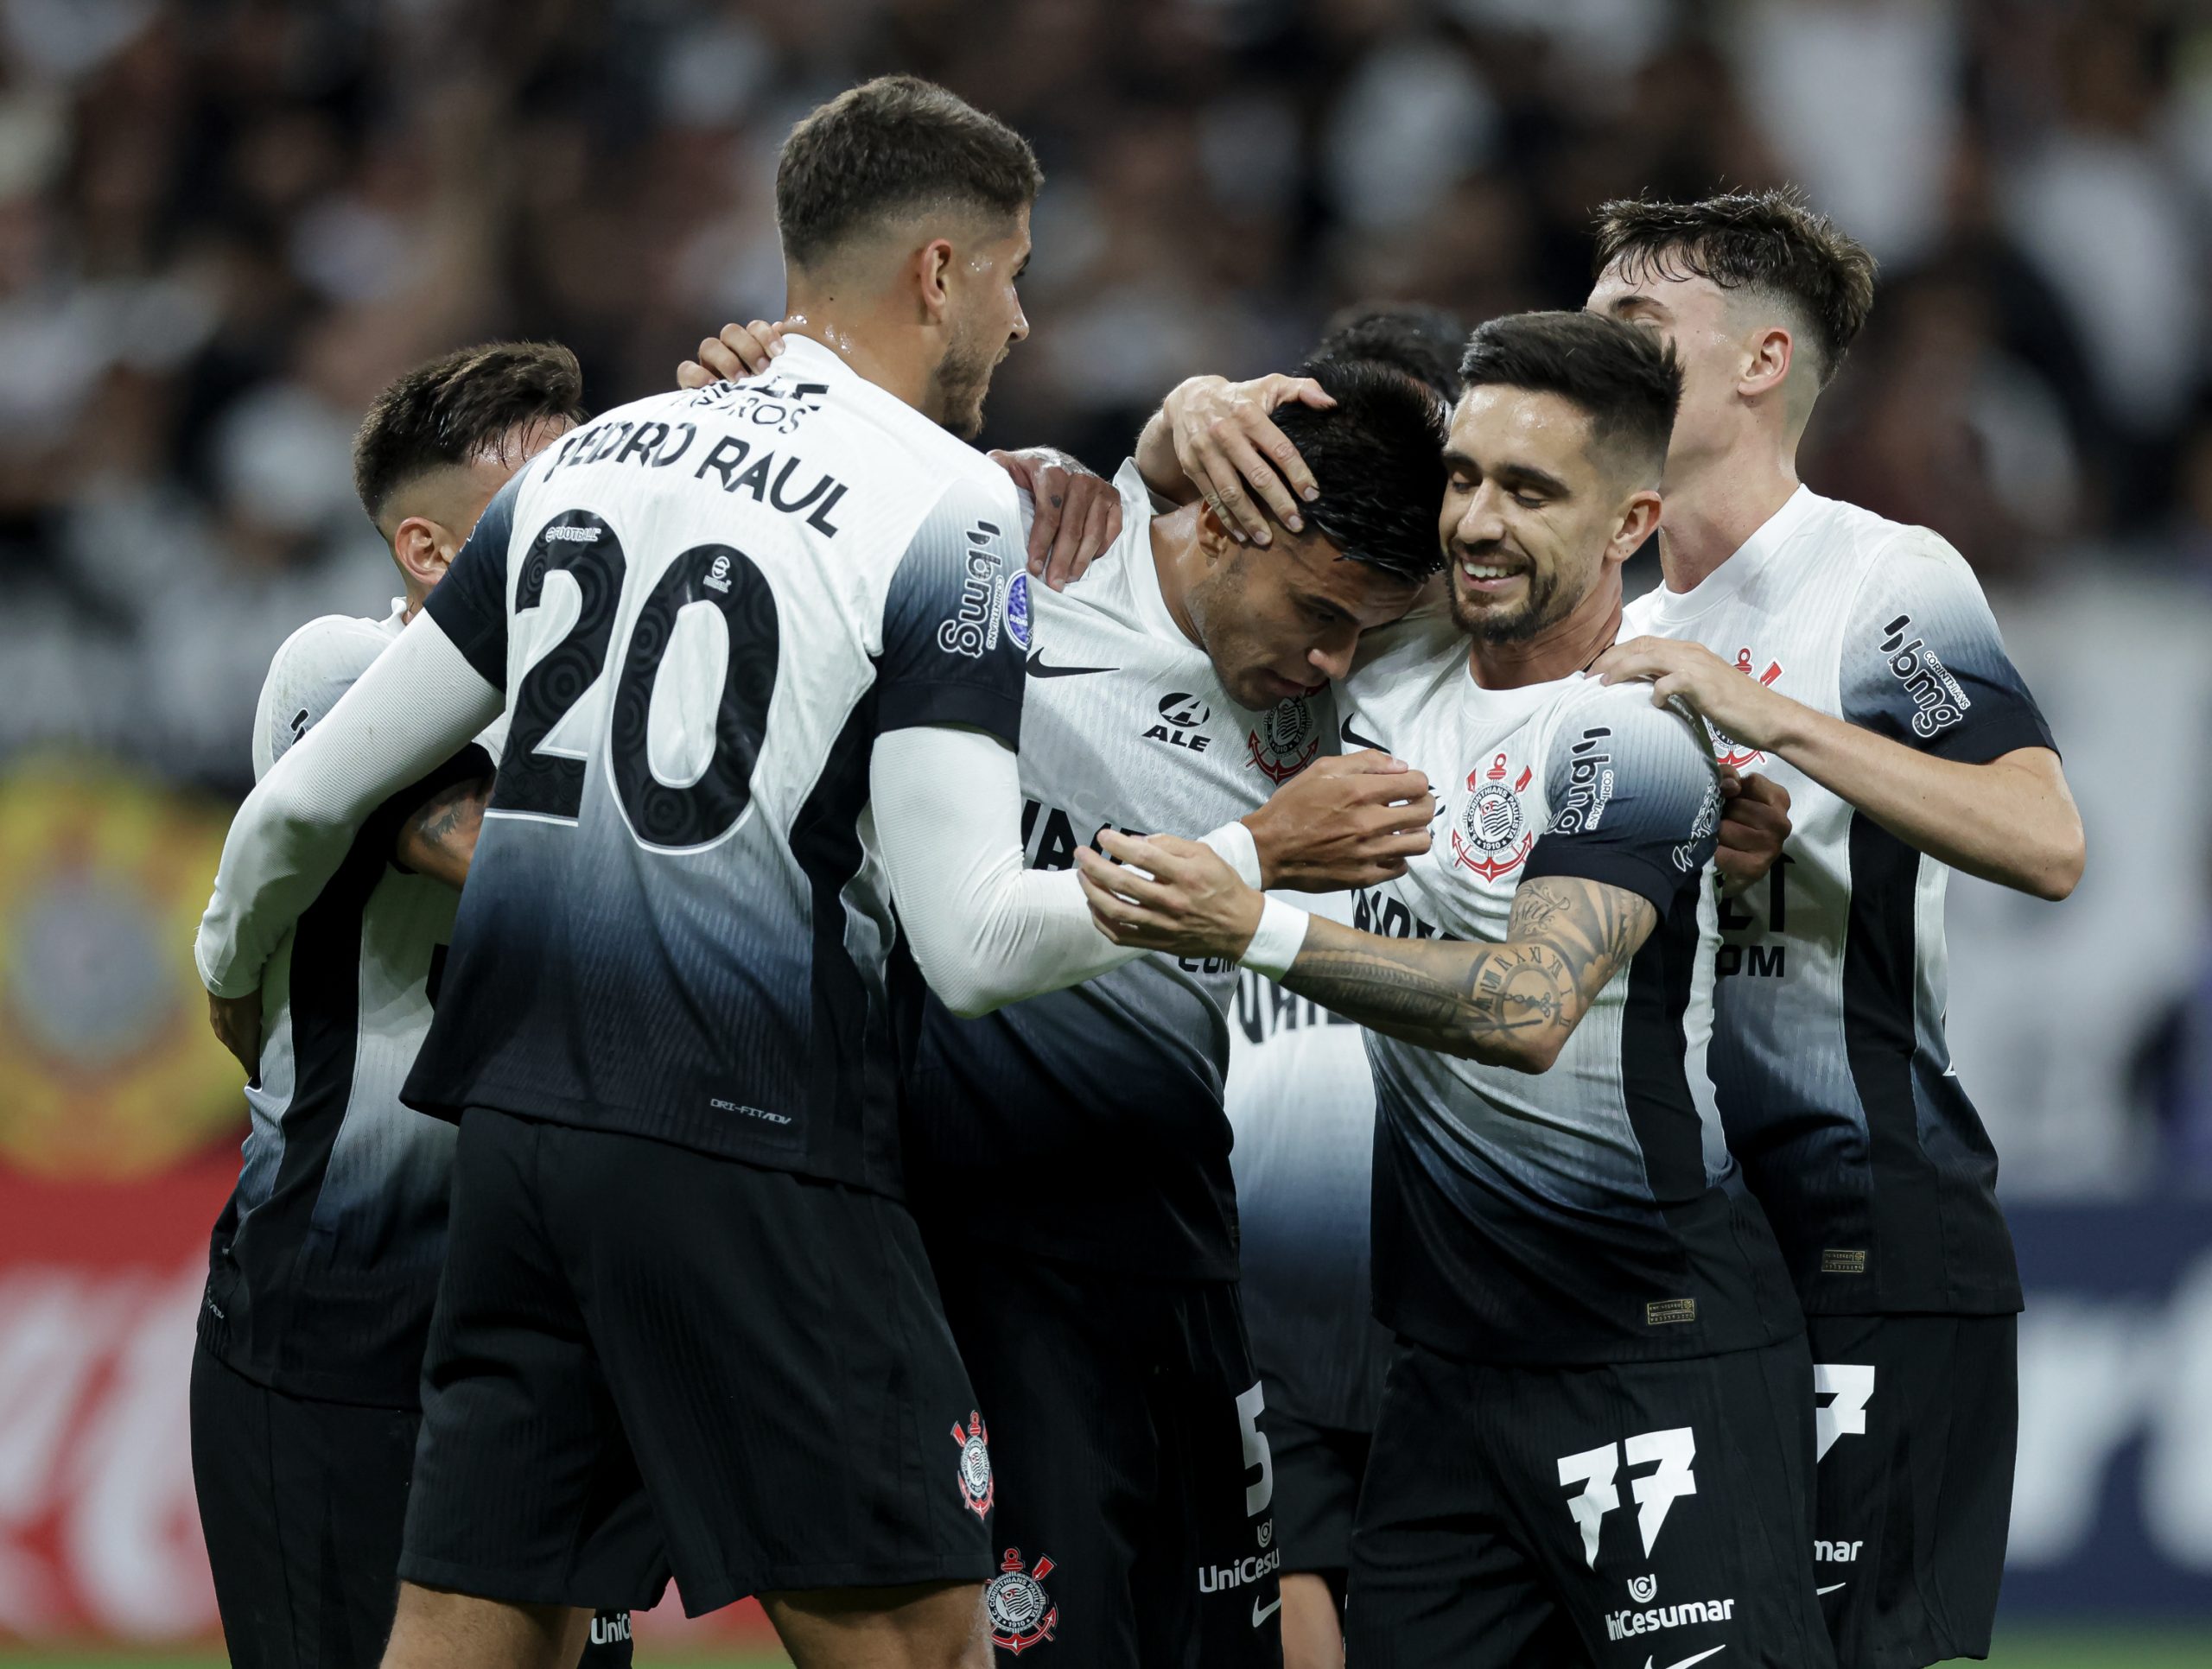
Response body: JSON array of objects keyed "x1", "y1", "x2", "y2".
[
  {"x1": 1252, "y1": 1596, "x2": 1283, "y2": 1627},
  {"x1": 1817, "y1": 1583, "x2": 1847, "y2": 1596},
  {"x1": 1643, "y1": 1647, "x2": 1726, "y2": 1669},
  {"x1": 1026, "y1": 654, "x2": 1117, "y2": 678},
  {"x1": 1340, "y1": 715, "x2": 1387, "y2": 752}
]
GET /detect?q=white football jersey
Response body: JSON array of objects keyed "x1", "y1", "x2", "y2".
[
  {"x1": 408, "y1": 337, "x2": 1035, "y2": 1197},
  {"x1": 1621, "y1": 486, "x2": 2055, "y2": 1317},
  {"x1": 904, "y1": 460, "x2": 1337, "y2": 1280},
  {"x1": 1224, "y1": 889, "x2": 1389, "y2": 1427},
  {"x1": 204, "y1": 603, "x2": 505, "y2": 1406},
  {"x1": 1337, "y1": 625, "x2": 1800, "y2": 1366}
]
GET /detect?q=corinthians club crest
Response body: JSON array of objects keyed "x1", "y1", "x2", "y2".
[
  {"x1": 1450, "y1": 752, "x2": 1535, "y2": 881},
  {"x1": 986, "y1": 1547, "x2": 1059, "y2": 1654},
  {"x1": 1247, "y1": 699, "x2": 1321, "y2": 784},
  {"x1": 1711, "y1": 646, "x2": 1783, "y2": 770},
  {"x1": 951, "y1": 1412, "x2": 995, "y2": 1520}
]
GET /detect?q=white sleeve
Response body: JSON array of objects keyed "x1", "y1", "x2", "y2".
[
  {"x1": 195, "y1": 611, "x2": 505, "y2": 998},
  {"x1": 869, "y1": 725, "x2": 1261, "y2": 1019}
]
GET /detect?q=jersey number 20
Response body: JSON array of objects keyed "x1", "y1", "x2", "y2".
[{"x1": 492, "y1": 509, "x2": 779, "y2": 851}]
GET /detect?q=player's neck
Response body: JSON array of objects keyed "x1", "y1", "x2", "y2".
[
  {"x1": 1149, "y1": 507, "x2": 1207, "y2": 649},
  {"x1": 779, "y1": 310, "x2": 938, "y2": 419},
  {"x1": 1465, "y1": 577, "x2": 1624, "y2": 691},
  {"x1": 1655, "y1": 444, "x2": 1801, "y2": 594}
]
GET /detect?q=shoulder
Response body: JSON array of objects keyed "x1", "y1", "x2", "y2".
[
  {"x1": 255, "y1": 612, "x2": 397, "y2": 771},
  {"x1": 263, "y1": 612, "x2": 394, "y2": 693},
  {"x1": 904, "y1": 465, "x2": 1026, "y2": 555},
  {"x1": 1552, "y1": 676, "x2": 1712, "y2": 769},
  {"x1": 1808, "y1": 496, "x2": 1983, "y2": 603}
]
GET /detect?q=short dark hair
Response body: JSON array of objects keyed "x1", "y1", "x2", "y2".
[
  {"x1": 1457, "y1": 311, "x2": 1682, "y2": 483},
  {"x1": 353, "y1": 341, "x2": 585, "y2": 527},
  {"x1": 1271, "y1": 358, "x2": 1449, "y2": 582},
  {"x1": 1306, "y1": 301, "x2": 1468, "y2": 403},
  {"x1": 1592, "y1": 188, "x2": 1878, "y2": 384},
  {"x1": 777, "y1": 75, "x2": 1042, "y2": 270}
]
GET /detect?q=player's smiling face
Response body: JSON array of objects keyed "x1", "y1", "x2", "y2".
[{"x1": 1439, "y1": 386, "x2": 1624, "y2": 643}]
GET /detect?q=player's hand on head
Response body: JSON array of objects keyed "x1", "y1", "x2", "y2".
[
  {"x1": 1165, "y1": 372, "x2": 1332, "y2": 547},
  {"x1": 207, "y1": 988, "x2": 263, "y2": 1082},
  {"x1": 1714, "y1": 769, "x2": 1792, "y2": 894},
  {"x1": 1240, "y1": 750, "x2": 1435, "y2": 892},
  {"x1": 677, "y1": 320, "x2": 786, "y2": 390},
  {"x1": 990, "y1": 448, "x2": 1124, "y2": 591},
  {"x1": 1075, "y1": 832, "x2": 1262, "y2": 958}
]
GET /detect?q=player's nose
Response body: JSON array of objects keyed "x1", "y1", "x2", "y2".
[
  {"x1": 1455, "y1": 481, "x2": 1510, "y2": 546},
  {"x1": 1307, "y1": 627, "x2": 1358, "y2": 682}
]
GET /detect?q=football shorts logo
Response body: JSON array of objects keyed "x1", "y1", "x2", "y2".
[
  {"x1": 1450, "y1": 753, "x2": 1535, "y2": 880},
  {"x1": 1710, "y1": 648, "x2": 1782, "y2": 769},
  {"x1": 986, "y1": 1547, "x2": 1058, "y2": 1653},
  {"x1": 1248, "y1": 699, "x2": 1320, "y2": 783},
  {"x1": 1629, "y1": 1574, "x2": 1659, "y2": 1603},
  {"x1": 951, "y1": 1412, "x2": 995, "y2": 1519}
]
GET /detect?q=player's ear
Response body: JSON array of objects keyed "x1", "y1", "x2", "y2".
[
  {"x1": 1608, "y1": 488, "x2": 1662, "y2": 567},
  {"x1": 915, "y1": 238, "x2": 957, "y2": 324},
  {"x1": 391, "y1": 515, "x2": 452, "y2": 593},
  {"x1": 1739, "y1": 324, "x2": 1792, "y2": 401},
  {"x1": 1193, "y1": 501, "x2": 1240, "y2": 567}
]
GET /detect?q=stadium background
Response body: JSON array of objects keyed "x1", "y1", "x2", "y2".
[{"x1": 0, "y1": 0, "x2": 2207, "y2": 1664}]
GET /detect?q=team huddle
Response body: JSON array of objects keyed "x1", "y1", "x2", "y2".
[{"x1": 188, "y1": 74, "x2": 2083, "y2": 1669}]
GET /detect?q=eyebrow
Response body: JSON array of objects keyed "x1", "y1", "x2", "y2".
[
  {"x1": 1440, "y1": 449, "x2": 1571, "y2": 498},
  {"x1": 1606, "y1": 291, "x2": 1668, "y2": 319}
]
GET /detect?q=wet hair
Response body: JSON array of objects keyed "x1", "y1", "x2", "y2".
[
  {"x1": 1457, "y1": 311, "x2": 1682, "y2": 484},
  {"x1": 353, "y1": 340, "x2": 585, "y2": 527},
  {"x1": 1592, "y1": 188, "x2": 1878, "y2": 384},
  {"x1": 1306, "y1": 301, "x2": 1468, "y2": 403},
  {"x1": 1270, "y1": 358, "x2": 1449, "y2": 581},
  {"x1": 777, "y1": 75, "x2": 1042, "y2": 270}
]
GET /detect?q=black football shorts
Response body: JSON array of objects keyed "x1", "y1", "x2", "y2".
[
  {"x1": 397, "y1": 1107, "x2": 995, "y2": 1615},
  {"x1": 1348, "y1": 1333, "x2": 1834, "y2": 1669},
  {"x1": 1806, "y1": 1312, "x2": 2016, "y2": 1669},
  {"x1": 927, "y1": 1237, "x2": 1282, "y2": 1666},
  {"x1": 1265, "y1": 1403, "x2": 1371, "y2": 1607},
  {"x1": 189, "y1": 1344, "x2": 631, "y2": 1669}
]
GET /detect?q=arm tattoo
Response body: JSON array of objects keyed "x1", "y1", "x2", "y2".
[
  {"x1": 396, "y1": 775, "x2": 492, "y2": 886},
  {"x1": 1280, "y1": 876, "x2": 1657, "y2": 1069}
]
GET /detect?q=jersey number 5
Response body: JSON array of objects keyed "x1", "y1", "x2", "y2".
[{"x1": 492, "y1": 510, "x2": 780, "y2": 852}]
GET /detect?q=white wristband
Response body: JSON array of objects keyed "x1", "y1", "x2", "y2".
[
  {"x1": 1240, "y1": 897, "x2": 1310, "y2": 979},
  {"x1": 1198, "y1": 819, "x2": 1262, "y2": 889}
]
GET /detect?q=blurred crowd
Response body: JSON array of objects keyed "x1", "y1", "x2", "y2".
[{"x1": 0, "y1": 0, "x2": 2207, "y2": 783}]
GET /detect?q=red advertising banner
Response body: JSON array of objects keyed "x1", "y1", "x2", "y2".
[{"x1": 0, "y1": 1160, "x2": 777, "y2": 1649}]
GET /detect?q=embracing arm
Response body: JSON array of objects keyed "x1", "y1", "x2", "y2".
[
  {"x1": 1754, "y1": 716, "x2": 2075, "y2": 900},
  {"x1": 1277, "y1": 876, "x2": 1655, "y2": 1071},
  {"x1": 1073, "y1": 828, "x2": 1656, "y2": 1074},
  {"x1": 869, "y1": 726, "x2": 1266, "y2": 1019},
  {"x1": 196, "y1": 613, "x2": 505, "y2": 998}
]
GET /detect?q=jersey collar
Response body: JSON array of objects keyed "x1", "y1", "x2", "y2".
[{"x1": 1640, "y1": 483, "x2": 1821, "y2": 625}]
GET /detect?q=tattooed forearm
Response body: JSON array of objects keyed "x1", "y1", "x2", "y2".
[
  {"x1": 1281, "y1": 876, "x2": 1658, "y2": 1072},
  {"x1": 393, "y1": 775, "x2": 493, "y2": 892}
]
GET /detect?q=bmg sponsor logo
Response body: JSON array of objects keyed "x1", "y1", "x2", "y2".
[{"x1": 1878, "y1": 613, "x2": 1972, "y2": 738}]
